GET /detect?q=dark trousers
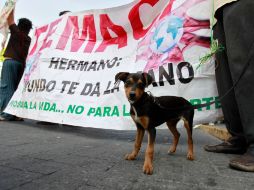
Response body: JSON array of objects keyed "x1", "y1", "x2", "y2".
[
  {"x1": 0, "y1": 59, "x2": 22, "y2": 120},
  {"x1": 214, "y1": 0, "x2": 254, "y2": 144}
]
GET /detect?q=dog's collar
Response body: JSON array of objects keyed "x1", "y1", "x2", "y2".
[
  {"x1": 146, "y1": 91, "x2": 170, "y2": 109},
  {"x1": 146, "y1": 91, "x2": 158, "y2": 104},
  {"x1": 128, "y1": 100, "x2": 135, "y2": 104}
]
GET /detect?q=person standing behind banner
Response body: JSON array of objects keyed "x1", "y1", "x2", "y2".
[
  {"x1": 204, "y1": 0, "x2": 254, "y2": 172},
  {"x1": 0, "y1": 9, "x2": 32, "y2": 121},
  {"x1": 59, "y1": 10, "x2": 70, "y2": 16}
]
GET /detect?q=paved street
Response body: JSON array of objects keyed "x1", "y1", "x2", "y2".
[{"x1": 0, "y1": 120, "x2": 254, "y2": 190}]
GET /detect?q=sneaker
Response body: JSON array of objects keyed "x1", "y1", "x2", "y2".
[
  {"x1": 229, "y1": 145, "x2": 254, "y2": 172},
  {"x1": 204, "y1": 141, "x2": 246, "y2": 154}
]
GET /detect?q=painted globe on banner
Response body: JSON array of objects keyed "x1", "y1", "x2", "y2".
[{"x1": 150, "y1": 15, "x2": 184, "y2": 54}]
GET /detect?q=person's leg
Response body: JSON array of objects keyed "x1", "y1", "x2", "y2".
[
  {"x1": 223, "y1": 0, "x2": 254, "y2": 146},
  {"x1": 0, "y1": 59, "x2": 22, "y2": 121},
  {"x1": 221, "y1": 0, "x2": 254, "y2": 171},
  {"x1": 214, "y1": 10, "x2": 246, "y2": 141},
  {"x1": 204, "y1": 7, "x2": 247, "y2": 154}
]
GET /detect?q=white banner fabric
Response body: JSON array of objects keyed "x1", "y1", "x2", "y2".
[
  {"x1": 5, "y1": 0, "x2": 222, "y2": 130},
  {"x1": 0, "y1": 0, "x2": 17, "y2": 44}
]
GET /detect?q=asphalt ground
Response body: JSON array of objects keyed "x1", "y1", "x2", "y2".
[{"x1": 0, "y1": 120, "x2": 254, "y2": 190}]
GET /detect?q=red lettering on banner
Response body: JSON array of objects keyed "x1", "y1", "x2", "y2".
[
  {"x1": 96, "y1": 14, "x2": 127, "y2": 52},
  {"x1": 129, "y1": 0, "x2": 159, "y2": 40},
  {"x1": 39, "y1": 19, "x2": 62, "y2": 52},
  {"x1": 56, "y1": 15, "x2": 96, "y2": 53},
  {"x1": 28, "y1": 25, "x2": 48, "y2": 56},
  {"x1": 159, "y1": 0, "x2": 174, "y2": 19},
  {"x1": 28, "y1": 0, "x2": 175, "y2": 55}
]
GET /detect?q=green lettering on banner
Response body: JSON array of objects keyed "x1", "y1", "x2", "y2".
[
  {"x1": 75, "y1": 106, "x2": 84, "y2": 114},
  {"x1": 86, "y1": 106, "x2": 120, "y2": 117},
  {"x1": 67, "y1": 105, "x2": 84, "y2": 114},
  {"x1": 87, "y1": 107, "x2": 95, "y2": 116},
  {"x1": 103, "y1": 107, "x2": 111, "y2": 117},
  {"x1": 190, "y1": 99, "x2": 202, "y2": 111},
  {"x1": 94, "y1": 107, "x2": 102, "y2": 117},
  {"x1": 49, "y1": 103, "x2": 56, "y2": 112},
  {"x1": 39, "y1": 102, "x2": 44, "y2": 110},
  {"x1": 43, "y1": 102, "x2": 51, "y2": 111},
  {"x1": 67, "y1": 105, "x2": 76, "y2": 113},
  {"x1": 202, "y1": 97, "x2": 213, "y2": 110},
  {"x1": 189, "y1": 96, "x2": 221, "y2": 111},
  {"x1": 215, "y1": 97, "x2": 221, "y2": 109},
  {"x1": 23, "y1": 101, "x2": 28, "y2": 109},
  {"x1": 111, "y1": 106, "x2": 119, "y2": 117},
  {"x1": 18, "y1": 101, "x2": 23, "y2": 108},
  {"x1": 29, "y1": 102, "x2": 37, "y2": 109},
  {"x1": 123, "y1": 105, "x2": 130, "y2": 116}
]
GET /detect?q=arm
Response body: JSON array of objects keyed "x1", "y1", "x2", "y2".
[
  {"x1": 7, "y1": 9, "x2": 15, "y2": 26},
  {"x1": 1, "y1": 38, "x2": 6, "y2": 49},
  {"x1": 1, "y1": 28, "x2": 8, "y2": 49}
]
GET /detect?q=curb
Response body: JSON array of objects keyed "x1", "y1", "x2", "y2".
[{"x1": 194, "y1": 124, "x2": 231, "y2": 141}]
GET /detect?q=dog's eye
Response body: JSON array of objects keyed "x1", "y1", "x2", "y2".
[
  {"x1": 137, "y1": 83, "x2": 145, "y2": 89},
  {"x1": 125, "y1": 81, "x2": 132, "y2": 87}
]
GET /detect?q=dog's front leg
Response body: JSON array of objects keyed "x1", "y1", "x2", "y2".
[
  {"x1": 143, "y1": 127, "x2": 156, "y2": 175},
  {"x1": 125, "y1": 124, "x2": 145, "y2": 160}
]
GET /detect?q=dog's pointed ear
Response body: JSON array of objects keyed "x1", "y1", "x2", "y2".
[
  {"x1": 115, "y1": 72, "x2": 130, "y2": 83},
  {"x1": 142, "y1": 73, "x2": 153, "y2": 87}
]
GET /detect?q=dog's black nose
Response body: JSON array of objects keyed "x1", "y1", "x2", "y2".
[{"x1": 129, "y1": 92, "x2": 136, "y2": 99}]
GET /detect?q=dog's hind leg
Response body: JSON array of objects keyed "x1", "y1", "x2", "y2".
[
  {"x1": 167, "y1": 119, "x2": 180, "y2": 154},
  {"x1": 182, "y1": 112, "x2": 194, "y2": 160},
  {"x1": 125, "y1": 124, "x2": 145, "y2": 160}
]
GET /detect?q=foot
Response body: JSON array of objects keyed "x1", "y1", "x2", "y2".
[
  {"x1": 229, "y1": 145, "x2": 254, "y2": 172},
  {"x1": 0, "y1": 116, "x2": 23, "y2": 121},
  {"x1": 187, "y1": 152, "x2": 194, "y2": 160},
  {"x1": 125, "y1": 153, "x2": 136, "y2": 160},
  {"x1": 168, "y1": 146, "x2": 176, "y2": 154},
  {"x1": 12, "y1": 117, "x2": 24, "y2": 121},
  {"x1": 0, "y1": 116, "x2": 6, "y2": 121},
  {"x1": 204, "y1": 139, "x2": 246, "y2": 154},
  {"x1": 143, "y1": 162, "x2": 153, "y2": 175},
  {"x1": 36, "y1": 121, "x2": 56, "y2": 125}
]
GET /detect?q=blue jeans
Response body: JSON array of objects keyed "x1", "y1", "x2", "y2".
[{"x1": 0, "y1": 59, "x2": 23, "y2": 120}]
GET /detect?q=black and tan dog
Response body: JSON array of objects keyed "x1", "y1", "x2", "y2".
[{"x1": 115, "y1": 72, "x2": 196, "y2": 175}]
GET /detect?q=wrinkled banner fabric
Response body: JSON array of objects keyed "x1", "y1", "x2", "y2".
[
  {"x1": 0, "y1": 1, "x2": 16, "y2": 80},
  {"x1": 0, "y1": 0, "x2": 17, "y2": 43},
  {"x1": 5, "y1": 0, "x2": 222, "y2": 130}
]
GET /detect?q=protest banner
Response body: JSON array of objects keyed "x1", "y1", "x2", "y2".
[
  {"x1": 0, "y1": 0, "x2": 17, "y2": 45},
  {"x1": 5, "y1": 0, "x2": 222, "y2": 130}
]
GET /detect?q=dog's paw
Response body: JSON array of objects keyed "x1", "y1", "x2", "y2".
[
  {"x1": 125, "y1": 153, "x2": 136, "y2": 160},
  {"x1": 143, "y1": 163, "x2": 153, "y2": 175},
  {"x1": 168, "y1": 146, "x2": 176, "y2": 154},
  {"x1": 187, "y1": 153, "x2": 194, "y2": 160}
]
